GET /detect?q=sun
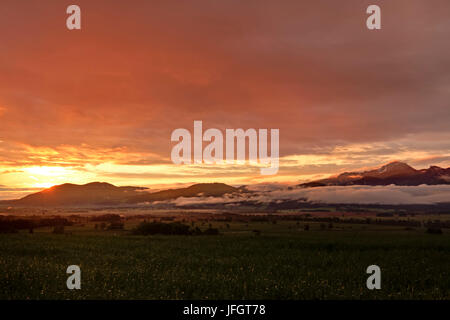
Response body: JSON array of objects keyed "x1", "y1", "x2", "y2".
[
  {"x1": 23, "y1": 166, "x2": 73, "y2": 189},
  {"x1": 32, "y1": 182, "x2": 57, "y2": 188}
]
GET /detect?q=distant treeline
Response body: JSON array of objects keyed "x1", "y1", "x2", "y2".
[
  {"x1": 209, "y1": 213, "x2": 450, "y2": 229},
  {"x1": 90, "y1": 214, "x2": 122, "y2": 222},
  {"x1": 0, "y1": 217, "x2": 73, "y2": 233},
  {"x1": 179, "y1": 200, "x2": 450, "y2": 214}
]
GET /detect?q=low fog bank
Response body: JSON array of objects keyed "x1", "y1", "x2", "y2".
[{"x1": 165, "y1": 184, "x2": 450, "y2": 206}]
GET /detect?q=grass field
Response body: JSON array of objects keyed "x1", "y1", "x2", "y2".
[{"x1": 0, "y1": 218, "x2": 449, "y2": 300}]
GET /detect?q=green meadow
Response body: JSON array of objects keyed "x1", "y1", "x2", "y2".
[{"x1": 0, "y1": 220, "x2": 449, "y2": 300}]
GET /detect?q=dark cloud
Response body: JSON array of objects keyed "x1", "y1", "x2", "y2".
[{"x1": 1, "y1": 1, "x2": 450, "y2": 157}]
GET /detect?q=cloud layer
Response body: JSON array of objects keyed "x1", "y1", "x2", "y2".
[{"x1": 167, "y1": 184, "x2": 450, "y2": 206}]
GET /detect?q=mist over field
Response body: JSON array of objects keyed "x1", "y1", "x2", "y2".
[{"x1": 166, "y1": 184, "x2": 450, "y2": 206}]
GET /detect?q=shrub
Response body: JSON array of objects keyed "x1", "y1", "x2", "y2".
[
  {"x1": 52, "y1": 225, "x2": 65, "y2": 234},
  {"x1": 90, "y1": 214, "x2": 121, "y2": 222},
  {"x1": 426, "y1": 227, "x2": 443, "y2": 235},
  {"x1": 108, "y1": 222, "x2": 124, "y2": 230},
  {"x1": 376, "y1": 213, "x2": 394, "y2": 217},
  {"x1": 203, "y1": 228, "x2": 219, "y2": 236},
  {"x1": 0, "y1": 224, "x2": 18, "y2": 234},
  {"x1": 192, "y1": 227, "x2": 202, "y2": 235},
  {"x1": 132, "y1": 222, "x2": 191, "y2": 236},
  {"x1": 0, "y1": 219, "x2": 34, "y2": 231},
  {"x1": 132, "y1": 222, "x2": 220, "y2": 236}
]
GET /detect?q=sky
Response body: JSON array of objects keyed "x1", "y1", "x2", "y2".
[{"x1": 1, "y1": 0, "x2": 450, "y2": 200}]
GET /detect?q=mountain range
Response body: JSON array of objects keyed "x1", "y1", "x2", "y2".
[
  {"x1": 1, "y1": 162, "x2": 449, "y2": 207},
  {"x1": 0, "y1": 182, "x2": 238, "y2": 207},
  {"x1": 299, "y1": 161, "x2": 450, "y2": 188}
]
